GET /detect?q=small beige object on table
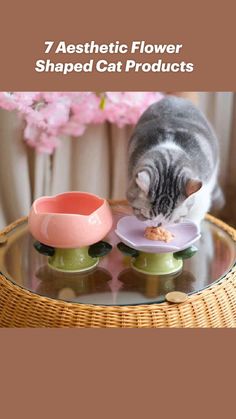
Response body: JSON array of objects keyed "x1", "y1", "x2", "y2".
[
  {"x1": 0, "y1": 235, "x2": 7, "y2": 245},
  {"x1": 165, "y1": 291, "x2": 188, "y2": 304}
]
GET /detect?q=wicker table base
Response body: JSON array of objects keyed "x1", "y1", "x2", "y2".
[{"x1": 0, "y1": 211, "x2": 236, "y2": 328}]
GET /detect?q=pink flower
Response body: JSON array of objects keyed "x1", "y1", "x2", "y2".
[
  {"x1": 25, "y1": 124, "x2": 59, "y2": 154},
  {"x1": 0, "y1": 92, "x2": 163, "y2": 153}
]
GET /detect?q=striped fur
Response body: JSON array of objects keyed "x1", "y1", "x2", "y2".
[{"x1": 127, "y1": 96, "x2": 221, "y2": 227}]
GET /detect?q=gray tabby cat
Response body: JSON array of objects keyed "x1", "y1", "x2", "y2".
[{"x1": 127, "y1": 96, "x2": 223, "y2": 227}]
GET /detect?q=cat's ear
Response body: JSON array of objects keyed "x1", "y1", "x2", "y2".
[
  {"x1": 185, "y1": 179, "x2": 202, "y2": 197},
  {"x1": 136, "y1": 171, "x2": 150, "y2": 195}
]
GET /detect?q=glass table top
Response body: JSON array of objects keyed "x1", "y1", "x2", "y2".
[{"x1": 0, "y1": 203, "x2": 235, "y2": 306}]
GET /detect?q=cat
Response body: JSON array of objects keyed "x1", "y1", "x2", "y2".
[{"x1": 127, "y1": 96, "x2": 224, "y2": 228}]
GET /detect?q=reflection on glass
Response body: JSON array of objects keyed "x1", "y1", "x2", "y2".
[{"x1": 35, "y1": 266, "x2": 112, "y2": 301}]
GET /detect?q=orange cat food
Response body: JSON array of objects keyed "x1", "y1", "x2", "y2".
[{"x1": 144, "y1": 226, "x2": 174, "y2": 242}]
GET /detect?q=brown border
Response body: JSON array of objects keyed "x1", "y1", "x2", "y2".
[
  {"x1": 0, "y1": 1, "x2": 236, "y2": 90},
  {"x1": 0, "y1": 329, "x2": 236, "y2": 418}
]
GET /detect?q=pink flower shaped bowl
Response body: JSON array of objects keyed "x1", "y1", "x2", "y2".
[{"x1": 28, "y1": 192, "x2": 113, "y2": 249}]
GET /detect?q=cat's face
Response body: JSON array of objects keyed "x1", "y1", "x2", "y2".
[{"x1": 127, "y1": 170, "x2": 202, "y2": 225}]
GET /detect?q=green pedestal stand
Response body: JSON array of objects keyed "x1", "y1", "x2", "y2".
[
  {"x1": 117, "y1": 242, "x2": 197, "y2": 276},
  {"x1": 34, "y1": 240, "x2": 112, "y2": 273},
  {"x1": 132, "y1": 252, "x2": 183, "y2": 275}
]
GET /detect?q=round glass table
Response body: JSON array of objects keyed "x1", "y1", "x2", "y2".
[{"x1": 0, "y1": 203, "x2": 235, "y2": 307}]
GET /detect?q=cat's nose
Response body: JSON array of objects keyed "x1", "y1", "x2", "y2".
[
  {"x1": 152, "y1": 214, "x2": 165, "y2": 225},
  {"x1": 158, "y1": 213, "x2": 172, "y2": 225},
  {"x1": 141, "y1": 208, "x2": 151, "y2": 218},
  {"x1": 133, "y1": 209, "x2": 148, "y2": 221}
]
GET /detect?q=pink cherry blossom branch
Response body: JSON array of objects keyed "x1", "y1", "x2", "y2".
[{"x1": 0, "y1": 92, "x2": 163, "y2": 153}]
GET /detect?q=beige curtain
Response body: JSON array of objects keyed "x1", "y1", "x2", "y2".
[
  {"x1": 0, "y1": 110, "x2": 31, "y2": 227},
  {"x1": 0, "y1": 92, "x2": 234, "y2": 228}
]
